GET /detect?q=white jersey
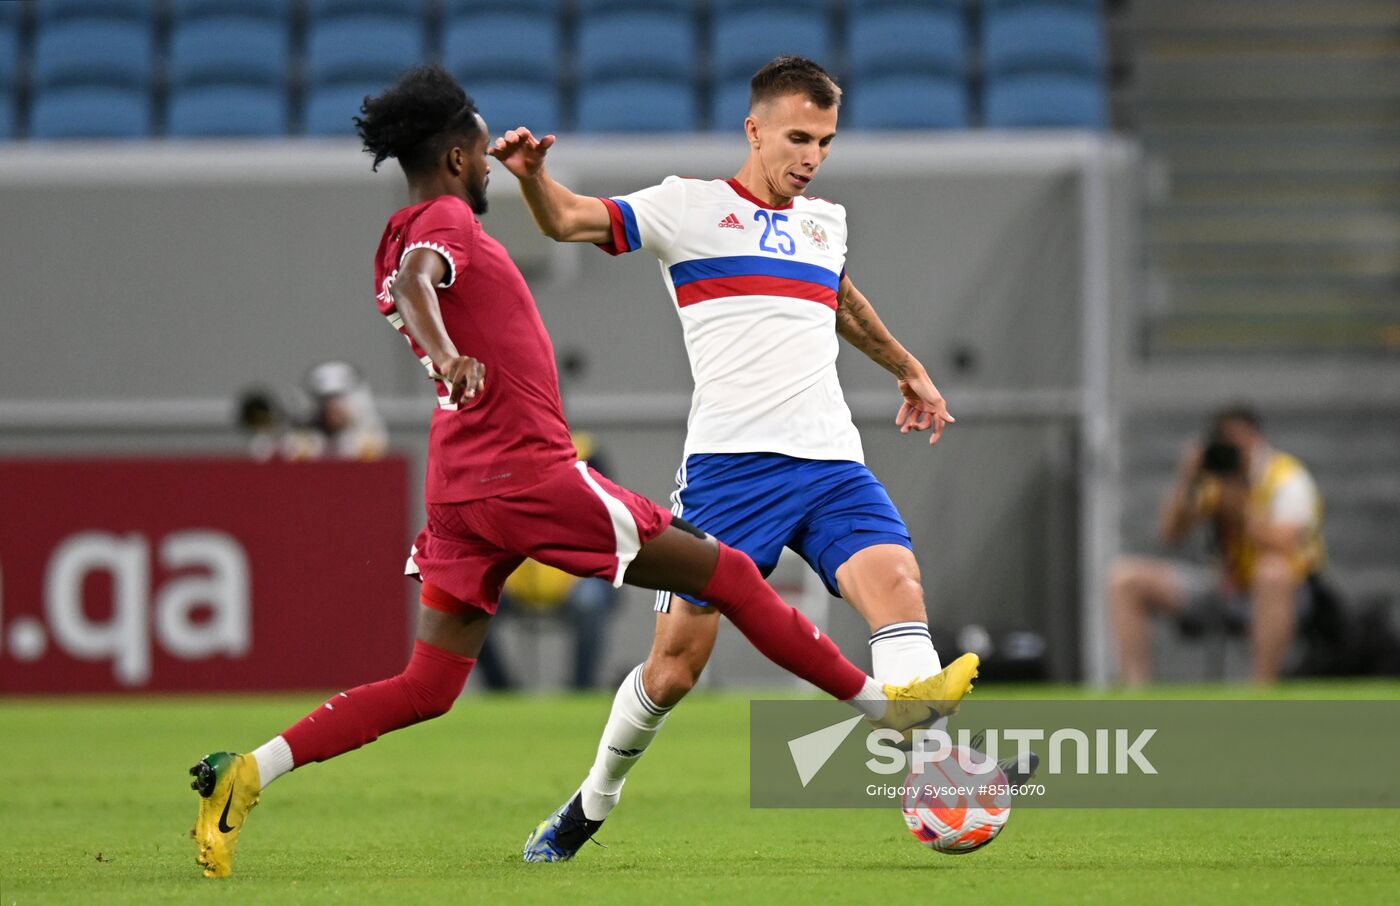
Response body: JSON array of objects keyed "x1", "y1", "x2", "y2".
[{"x1": 599, "y1": 176, "x2": 864, "y2": 463}]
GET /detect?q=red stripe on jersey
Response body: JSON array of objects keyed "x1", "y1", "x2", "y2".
[
  {"x1": 595, "y1": 196, "x2": 630, "y2": 256},
  {"x1": 674, "y1": 275, "x2": 838, "y2": 309}
]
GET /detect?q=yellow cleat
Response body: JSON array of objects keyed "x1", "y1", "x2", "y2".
[
  {"x1": 876, "y1": 652, "x2": 980, "y2": 738},
  {"x1": 189, "y1": 752, "x2": 261, "y2": 878}
]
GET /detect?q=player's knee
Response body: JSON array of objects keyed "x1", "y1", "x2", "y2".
[
  {"x1": 646, "y1": 655, "x2": 702, "y2": 704},
  {"x1": 1251, "y1": 554, "x2": 1296, "y2": 596},
  {"x1": 403, "y1": 673, "x2": 462, "y2": 720},
  {"x1": 1109, "y1": 559, "x2": 1148, "y2": 602}
]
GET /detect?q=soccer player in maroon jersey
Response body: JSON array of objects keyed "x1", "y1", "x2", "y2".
[{"x1": 187, "y1": 67, "x2": 972, "y2": 879}]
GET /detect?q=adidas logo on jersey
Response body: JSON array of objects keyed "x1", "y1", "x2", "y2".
[{"x1": 718, "y1": 212, "x2": 744, "y2": 230}]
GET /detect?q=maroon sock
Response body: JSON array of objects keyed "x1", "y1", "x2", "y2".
[
  {"x1": 282, "y1": 640, "x2": 475, "y2": 767},
  {"x1": 700, "y1": 543, "x2": 867, "y2": 701}
]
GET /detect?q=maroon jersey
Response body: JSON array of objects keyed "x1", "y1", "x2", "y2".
[{"x1": 374, "y1": 195, "x2": 576, "y2": 502}]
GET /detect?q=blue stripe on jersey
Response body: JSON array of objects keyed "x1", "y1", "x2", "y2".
[
  {"x1": 668, "y1": 255, "x2": 841, "y2": 291},
  {"x1": 613, "y1": 197, "x2": 641, "y2": 252}
]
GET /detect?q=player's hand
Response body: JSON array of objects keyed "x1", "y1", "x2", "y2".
[
  {"x1": 488, "y1": 126, "x2": 556, "y2": 179},
  {"x1": 433, "y1": 355, "x2": 486, "y2": 405},
  {"x1": 895, "y1": 373, "x2": 955, "y2": 446}
]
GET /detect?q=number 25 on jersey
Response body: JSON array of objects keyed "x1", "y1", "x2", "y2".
[{"x1": 754, "y1": 211, "x2": 796, "y2": 256}]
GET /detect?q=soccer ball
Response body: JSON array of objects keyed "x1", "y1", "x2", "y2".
[{"x1": 900, "y1": 744, "x2": 1011, "y2": 854}]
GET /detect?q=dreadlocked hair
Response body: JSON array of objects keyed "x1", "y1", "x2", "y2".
[{"x1": 355, "y1": 65, "x2": 481, "y2": 174}]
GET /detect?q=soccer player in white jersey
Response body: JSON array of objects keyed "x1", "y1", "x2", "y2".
[{"x1": 493, "y1": 56, "x2": 978, "y2": 861}]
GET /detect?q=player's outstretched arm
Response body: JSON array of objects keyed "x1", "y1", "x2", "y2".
[
  {"x1": 836, "y1": 275, "x2": 955, "y2": 446},
  {"x1": 489, "y1": 126, "x2": 612, "y2": 244},
  {"x1": 390, "y1": 248, "x2": 485, "y2": 404}
]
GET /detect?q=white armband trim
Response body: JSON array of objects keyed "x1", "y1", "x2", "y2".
[{"x1": 401, "y1": 241, "x2": 457, "y2": 288}]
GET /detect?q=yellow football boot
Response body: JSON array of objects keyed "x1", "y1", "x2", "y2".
[
  {"x1": 876, "y1": 652, "x2": 980, "y2": 740},
  {"x1": 189, "y1": 751, "x2": 261, "y2": 878}
]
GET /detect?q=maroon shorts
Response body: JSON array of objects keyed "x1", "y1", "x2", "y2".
[{"x1": 405, "y1": 461, "x2": 673, "y2": 614}]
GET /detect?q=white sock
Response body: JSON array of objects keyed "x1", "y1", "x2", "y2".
[
  {"x1": 579, "y1": 664, "x2": 670, "y2": 821},
  {"x1": 869, "y1": 621, "x2": 941, "y2": 686},
  {"x1": 849, "y1": 676, "x2": 888, "y2": 720},
  {"x1": 251, "y1": 735, "x2": 294, "y2": 789}
]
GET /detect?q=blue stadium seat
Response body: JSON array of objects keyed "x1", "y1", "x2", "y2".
[
  {"x1": 36, "y1": 0, "x2": 155, "y2": 22},
  {"x1": 169, "y1": 18, "x2": 290, "y2": 88},
  {"x1": 983, "y1": 6, "x2": 1105, "y2": 75},
  {"x1": 171, "y1": 0, "x2": 292, "y2": 22},
  {"x1": 442, "y1": 0, "x2": 562, "y2": 13},
  {"x1": 469, "y1": 81, "x2": 561, "y2": 136},
  {"x1": 577, "y1": 12, "x2": 697, "y2": 82},
  {"x1": 848, "y1": 8, "x2": 965, "y2": 78},
  {"x1": 0, "y1": 24, "x2": 18, "y2": 89},
  {"x1": 577, "y1": 80, "x2": 698, "y2": 133},
  {"x1": 167, "y1": 85, "x2": 287, "y2": 137},
  {"x1": 983, "y1": 73, "x2": 1105, "y2": 128},
  {"x1": 0, "y1": 98, "x2": 13, "y2": 140},
  {"x1": 305, "y1": 17, "x2": 426, "y2": 87},
  {"x1": 846, "y1": 0, "x2": 964, "y2": 9},
  {"x1": 847, "y1": 75, "x2": 969, "y2": 129},
  {"x1": 711, "y1": 14, "x2": 831, "y2": 81},
  {"x1": 710, "y1": 0, "x2": 825, "y2": 11},
  {"x1": 29, "y1": 86, "x2": 151, "y2": 138},
  {"x1": 443, "y1": 14, "x2": 559, "y2": 85},
  {"x1": 984, "y1": 0, "x2": 1101, "y2": 9},
  {"x1": 303, "y1": 81, "x2": 381, "y2": 135},
  {"x1": 708, "y1": 79, "x2": 750, "y2": 131},
  {"x1": 306, "y1": 0, "x2": 427, "y2": 19},
  {"x1": 575, "y1": 0, "x2": 697, "y2": 12},
  {"x1": 31, "y1": 19, "x2": 155, "y2": 90}
]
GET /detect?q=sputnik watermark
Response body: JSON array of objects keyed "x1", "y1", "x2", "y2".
[{"x1": 788, "y1": 723, "x2": 1156, "y2": 789}]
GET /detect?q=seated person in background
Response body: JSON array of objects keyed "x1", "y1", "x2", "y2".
[
  {"x1": 285, "y1": 360, "x2": 387, "y2": 461},
  {"x1": 236, "y1": 387, "x2": 288, "y2": 463},
  {"x1": 1110, "y1": 404, "x2": 1325, "y2": 685},
  {"x1": 475, "y1": 431, "x2": 620, "y2": 691}
]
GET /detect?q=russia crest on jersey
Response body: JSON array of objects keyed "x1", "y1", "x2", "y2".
[{"x1": 801, "y1": 218, "x2": 829, "y2": 250}]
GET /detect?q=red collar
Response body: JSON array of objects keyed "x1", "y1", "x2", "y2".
[{"x1": 726, "y1": 178, "x2": 794, "y2": 210}]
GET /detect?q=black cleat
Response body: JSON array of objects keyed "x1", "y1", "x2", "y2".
[{"x1": 522, "y1": 792, "x2": 605, "y2": 862}]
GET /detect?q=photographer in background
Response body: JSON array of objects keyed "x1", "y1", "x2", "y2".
[{"x1": 1110, "y1": 405, "x2": 1326, "y2": 685}]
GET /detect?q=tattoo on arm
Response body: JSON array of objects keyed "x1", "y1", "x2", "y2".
[{"x1": 837, "y1": 291, "x2": 909, "y2": 379}]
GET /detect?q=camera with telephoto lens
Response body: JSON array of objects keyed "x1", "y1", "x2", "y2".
[{"x1": 1200, "y1": 435, "x2": 1243, "y2": 477}]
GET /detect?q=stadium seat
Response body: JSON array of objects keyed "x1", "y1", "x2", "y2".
[
  {"x1": 36, "y1": 0, "x2": 155, "y2": 22},
  {"x1": 574, "y1": 0, "x2": 697, "y2": 12},
  {"x1": 29, "y1": 86, "x2": 151, "y2": 138},
  {"x1": 846, "y1": 0, "x2": 964, "y2": 8},
  {"x1": 469, "y1": 81, "x2": 562, "y2": 136},
  {"x1": 0, "y1": 23, "x2": 17, "y2": 90},
  {"x1": 169, "y1": 18, "x2": 290, "y2": 88},
  {"x1": 576, "y1": 80, "x2": 698, "y2": 133},
  {"x1": 443, "y1": 14, "x2": 560, "y2": 85},
  {"x1": 983, "y1": 6, "x2": 1105, "y2": 76},
  {"x1": 847, "y1": 74, "x2": 969, "y2": 129},
  {"x1": 984, "y1": 0, "x2": 1101, "y2": 9},
  {"x1": 709, "y1": 0, "x2": 825, "y2": 11},
  {"x1": 305, "y1": 17, "x2": 427, "y2": 87},
  {"x1": 711, "y1": 14, "x2": 832, "y2": 81},
  {"x1": 303, "y1": 81, "x2": 381, "y2": 136},
  {"x1": 167, "y1": 85, "x2": 287, "y2": 137},
  {"x1": 31, "y1": 19, "x2": 155, "y2": 90},
  {"x1": 708, "y1": 79, "x2": 751, "y2": 132},
  {"x1": 442, "y1": 0, "x2": 563, "y2": 14},
  {"x1": 0, "y1": 98, "x2": 12, "y2": 140},
  {"x1": 306, "y1": 0, "x2": 428, "y2": 20},
  {"x1": 576, "y1": 12, "x2": 697, "y2": 82},
  {"x1": 983, "y1": 72, "x2": 1105, "y2": 128},
  {"x1": 170, "y1": 0, "x2": 291, "y2": 22},
  {"x1": 847, "y1": 8, "x2": 966, "y2": 79}
]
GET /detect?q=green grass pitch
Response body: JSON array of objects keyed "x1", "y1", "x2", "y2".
[{"x1": 3, "y1": 682, "x2": 1399, "y2": 905}]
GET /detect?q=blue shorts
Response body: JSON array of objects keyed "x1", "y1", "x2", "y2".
[{"x1": 655, "y1": 453, "x2": 912, "y2": 612}]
